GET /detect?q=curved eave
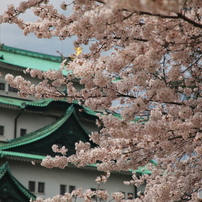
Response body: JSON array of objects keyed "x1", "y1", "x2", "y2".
[
  {"x1": 0, "y1": 162, "x2": 36, "y2": 200},
  {"x1": 82, "y1": 107, "x2": 98, "y2": 117},
  {"x1": 0, "y1": 105, "x2": 75, "y2": 150},
  {"x1": 0, "y1": 96, "x2": 26, "y2": 108},
  {"x1": 0, "y1": 97, "x2": 99, "y2": 119},
  {"x1": 10, "y1": 172, "x2": 36, "y2": 200},
  {"x1": 0, "y1": 97, "x2": 55, "y2": 109},
  {"x1": 0, "y1": 61, "x2": 24, "y2": 72},
  {"x1": 0, "y1": 103, "x2": 21, "y2": 111},
  {"x1": 24, "y1": 98, "x2": 55, "y2": 107},
  {"x1": 0, "y1": 151, "x2": 45, "y2": 161}
]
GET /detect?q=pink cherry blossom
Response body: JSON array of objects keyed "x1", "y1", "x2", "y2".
[{"x1": 2, "y1": 0, "x2": 202, "y2": 201}]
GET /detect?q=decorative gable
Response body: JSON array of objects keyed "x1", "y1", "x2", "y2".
[{"x1": 0, "y1": 162, "x2": 36, "y2": 201}]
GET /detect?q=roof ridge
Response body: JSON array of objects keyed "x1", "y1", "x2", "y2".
[
  {"x1": 73, "y1": 109, "x2": 91, "y2": 135},
  {"x1": 10, "y1": 172, "x2": 36, "y2": 199},
  {"x1": 0, "y1": 161, "x2": 9, "y2": 177},
  {"x1": 0, "y1": 44, "x2": 62, "y2": 63}
]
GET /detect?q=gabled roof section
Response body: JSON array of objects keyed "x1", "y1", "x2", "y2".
[
  {"x1": 0, "y1": 96, "x2": 145, "y2": 122},
  {"x1": 0, "y1": 44, "x2": 62, "y2": 71},
  {"x1": 0, "y1": 162, "x2": 36, "y2": 201},
  {"x1": 0, "y1": 96, "x2": 98, "y2": 117},
  {"x1": 0, "y1": 106, "x2": 72, "y2": 150},
  {"x1": 0, "y1": 104, "x2": 96, "y2": 157}
]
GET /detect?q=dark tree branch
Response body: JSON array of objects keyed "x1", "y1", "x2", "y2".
[
  {"x1": 113, "y1": 36, "x2": 148, "y2": 42},
  {"x1": 138, "y1": 11, "x2": 202, "y2": 29},
  {"x1": 177, "y1": 13, "x2": 202, "y2": 29}
]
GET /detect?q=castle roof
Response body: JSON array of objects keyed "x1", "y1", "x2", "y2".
[
  {"x1": 0, "y1": 44, "x2": 150, "y2": 176},
  {"x1": 0, "y1": 96, "x2": 98, "y2": 118},
  {"x1": 0, "y1": 162, "x2": 36, "y2": 201},
  {"x1": 0, "y1": 44, "x2": 62, "y2": 72},
  {"x1": 0, "y1": 102, "x2": 97, "y2": 158}
]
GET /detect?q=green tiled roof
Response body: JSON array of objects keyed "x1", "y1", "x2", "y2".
[
  {"x1": 0, "y1": 162, "x2": 36, "y2": 200},
  {"x1": 0, "y1": 96, "x2": 99, "y2": 117},
  {"x1": 0, "y1": 106, "x2": 73, "y2": 151},
  {"x1": 0, "y1": 44, "x2": 62, "y2": 72},
  {"x1": 0, "y1": 96, "x2": 25, "y2": 108},
  {"x1": 0, "y1": 96, "x2": 55, "y2": 109},
  {"x1": 0, "y1": 103, "x2": 96, "y2": 157},
  {"x1": 1, "y1": 45, "x2": 62, "y2": 62},
  {"x1": 0, "y1": 151, "x2": 45, "y2": 160},
  {"x1": 82, "y1": 106, "x2": 98, "y2": 116}
]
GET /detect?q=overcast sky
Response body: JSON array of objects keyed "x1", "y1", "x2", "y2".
[{"x1": 0, "y1": 1, "x2": 76, "y2": 56}]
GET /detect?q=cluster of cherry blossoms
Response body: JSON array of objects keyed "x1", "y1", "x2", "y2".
[
  {"x1": 2, "y1": 0, "x2": 202, "y2": 201},
  {"x1": 104, "y1": 0, "x2": 185, "y2": 14},
  {"x1": 32, "y1": 188, "x2": 109, "y2": 202}
]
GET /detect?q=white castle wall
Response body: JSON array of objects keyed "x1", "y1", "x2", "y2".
[{"x1": 7, "y1": 160, "x2": 145, "y2": 201}]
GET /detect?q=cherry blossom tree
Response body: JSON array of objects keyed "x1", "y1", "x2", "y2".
[{"x1": 1, "y1": 0, "x2": 202, "y2": 201}]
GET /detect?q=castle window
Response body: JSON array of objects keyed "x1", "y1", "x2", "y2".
[
  {"x1": 69, "y1": 185, "x2": 76, "y2": 193},
  {"x1": 38, "y1": 182, "x2": 45, "y2": 193},
  {"x1": 0, "y1": 126, "x2": 4, "y2": 136},
  {"x1": 0, "y1": 82, "x2": 5, "y2": 90},
  {"x1": 20, "y1": 128, "x2": 27, "y2": 136},
  {"x1": 8, "y1": 84, "x2": 18, "y2": 92},
  {"x1": 28, "y1": 181, "x2": 35, "y2": 192},
  {"x1": 60, "y1": 184, "x2": 66, "y2": 195}
]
